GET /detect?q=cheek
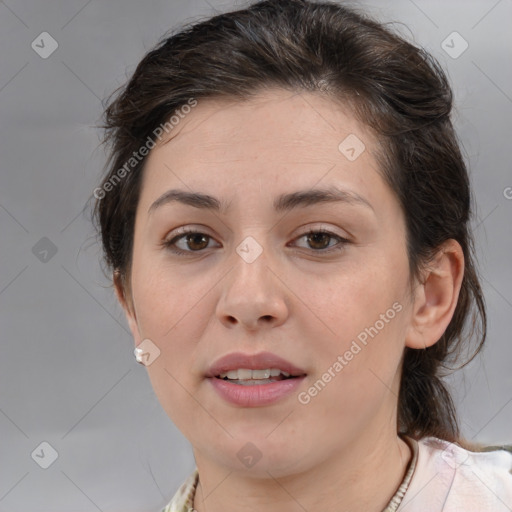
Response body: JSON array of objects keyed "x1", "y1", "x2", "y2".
[
  {"x1": 304, "y1": 258, "x2": 407, "y2": 343},
  {"x1": 129, "y1": 261, "x2": 205, "y2": 391},
  {"x1": 133, "y1": 265, "x2": 211, "y2": 429},
  {"x1": 302, "y1": 247, "x2": 410, "y2": 398},
  {"x1": 132, "y1": 255, "x2": 210, "y2": 334},
  {"x1": 304, "y1": 288, "x2": 407, "y2": 430}
]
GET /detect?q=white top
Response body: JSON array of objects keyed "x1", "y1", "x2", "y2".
[{"x1": 396, "y1": 436, "x2": 512, "y2": 511}]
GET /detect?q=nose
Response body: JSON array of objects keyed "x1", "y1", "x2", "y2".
[{"x1": 215, "y1": 239, "x2": 290, "y2": 331}]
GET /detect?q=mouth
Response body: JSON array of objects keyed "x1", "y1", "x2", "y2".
[
  {"x1": 206, "y1": 351, "x2": 307, "y2": 386},
  {"x1": 215, "y1": 368, "x2": 301, "y2": 385},
  {"x1": 206, "y1": 352, "x2": 307, "y2": 406}
]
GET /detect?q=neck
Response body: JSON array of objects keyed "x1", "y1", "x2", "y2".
[{"x1": 192, "y1": 428, "x2": 412, "y2": 512}]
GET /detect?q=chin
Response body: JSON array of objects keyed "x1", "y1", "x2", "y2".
[{"x1": 204, "y1": 435, "x2": 316, "y2": 479}]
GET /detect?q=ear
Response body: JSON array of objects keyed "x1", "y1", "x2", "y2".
[
  {"x1": 405, "y1": 239, "x2": 464, "y2": 350},
  {"x1": 114, "y1": 271, "x2": 143, "y2": 347}
]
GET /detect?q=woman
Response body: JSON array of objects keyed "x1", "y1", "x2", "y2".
[{"x1": 93, "y1": 1, "x2": 512, "y2": 510}]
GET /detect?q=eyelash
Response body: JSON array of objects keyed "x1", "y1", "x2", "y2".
[{"x1": 162, "y1": 228, "x2": 350, "y2": 256}]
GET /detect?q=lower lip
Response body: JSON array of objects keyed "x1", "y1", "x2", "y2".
[{"x1": 208, "y1": 376, "x2": 306, "y2": 407}]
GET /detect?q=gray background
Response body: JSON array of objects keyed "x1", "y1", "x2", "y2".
[{"x1": 0, "y1": 0, "x2": 511, "y2": 510}]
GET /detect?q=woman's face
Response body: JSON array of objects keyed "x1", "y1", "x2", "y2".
[{"x1": 122, "y1": 88, "x2": 416, "y2": 476}]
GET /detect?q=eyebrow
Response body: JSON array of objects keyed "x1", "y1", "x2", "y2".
[{"x1": 148, "y1": 186, "x2": 374, "y2": 215}]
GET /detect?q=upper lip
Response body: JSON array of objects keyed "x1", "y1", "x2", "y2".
[{"x1": 206, "y1": 351, "x2": 307, "y2": 378}]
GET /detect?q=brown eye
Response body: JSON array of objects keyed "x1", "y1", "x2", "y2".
[
  {"x1": 293, "y1": 230, "x2": 349, "y2": 253},
  {"x1": 306, "y1": 232, "x2": 332, "y2": 250},
  {"x1": 183, "y1": 233, "x2": 210, "y2": 251},
  {"x1": 163, "y1": 229, "x2": 219, "y2": 255}
]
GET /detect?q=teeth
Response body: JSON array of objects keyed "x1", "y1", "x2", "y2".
[
  {"x1": 234, "y1": 379, "x2": 275, "y2": 385},
  {"x1": 219, "y1": 368, "x2": 291, "y2": 380},
  {"x1": 238, "y1": 369, "x2": 253, "y2": 380},
  {"x1": 252, "y1": 369, "x2": 271, "y2": 379}
]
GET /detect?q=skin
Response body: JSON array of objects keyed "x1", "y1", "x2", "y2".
[{"x1": 115, "y1": 88, "x2": 464, "y2": 512}]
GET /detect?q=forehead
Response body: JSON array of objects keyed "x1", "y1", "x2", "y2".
[
  {"x1": 156, "y1": 89, "x2": 372, "y2": 156},
  {"x1": 138, "y1": 88, "x2": 387, "y2": 213}
]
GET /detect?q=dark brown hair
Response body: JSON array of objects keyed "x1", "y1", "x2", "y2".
[{"x1": 93, "y1": 0, "x2": 486, "y2": 443}]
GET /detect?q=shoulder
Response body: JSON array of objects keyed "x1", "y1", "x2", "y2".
[{"x1": 398, "y1": 436, "x2": 512, "y2": 511}]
